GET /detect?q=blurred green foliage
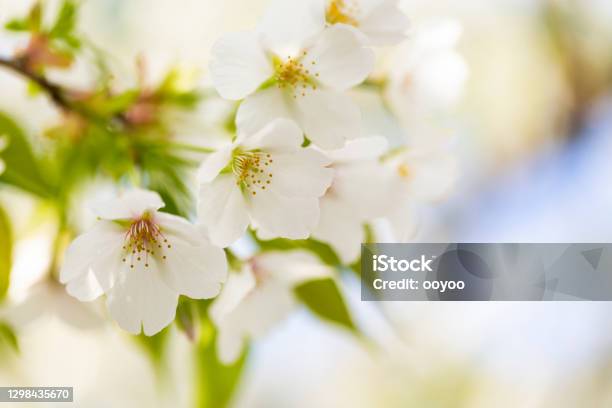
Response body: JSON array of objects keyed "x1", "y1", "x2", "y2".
[
  {"x1": 0, "y1": 205, "x2": 12, "y2": 301},
  {"x1": 0, "y1": 113, "x2": 52, "y2": 198},
  {"x1": 256, "y1": 236, "x2": 342, "y2": 268},
  {"x1": 195, "y1": 315, "x2": 248, "y2": 408},
  {"x1": 0, "y1": 321, "x2": 19, "y2": 353},
  {"x1": 295, "y1": 278, "x2": 357, "y2": 333}
]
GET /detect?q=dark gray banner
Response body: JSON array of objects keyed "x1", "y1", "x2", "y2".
[{"x1": 361, "y1": 243, "x2": 612, "y2": 301}]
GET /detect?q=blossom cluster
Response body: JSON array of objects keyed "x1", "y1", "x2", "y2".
[{"x1": 58, "y1": 0, "x2": 463, "y2": 362}]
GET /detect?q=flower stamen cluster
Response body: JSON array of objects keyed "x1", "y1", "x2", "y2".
[
  {"x1": 274, "y1": 53, "x2": 320, "y2": 98},
  {"x1": 232, "y1": 151, "x2": 274, "y2": 196},
  {"x1": 326, "y1": 0, "x2": 360, "y2": 27},
  {"x1": 122, "y1": 212, "x2": 170, "y2": 268}
]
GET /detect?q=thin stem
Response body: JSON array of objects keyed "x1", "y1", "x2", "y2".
[
  {"x1": 0, "y1": 55, "x2": 129, "y2": 127},
  {"x1": 0, "y1": 56, "x2": 71, "y2": 111}
]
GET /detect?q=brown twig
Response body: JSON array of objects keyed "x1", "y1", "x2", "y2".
[{"x1": 0, "y1": 56, "x2": 129, "y2": 127}]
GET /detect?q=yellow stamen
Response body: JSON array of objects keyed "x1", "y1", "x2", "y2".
[
  {"x1": 274, "y1": 54, "x2": 319, "y2": 98},
  {"x1": 326, "y1": 0, "x2": 360, "y2": 27},
  {"x1": 233, "y1": 151, "x2": 274, "y2": 196},
  {"x1": 398, "y1": 164, "x2": 411, "y2": 179},
  {"x1": 122, "y1": 211, "x2": 170, "y2": 268}
]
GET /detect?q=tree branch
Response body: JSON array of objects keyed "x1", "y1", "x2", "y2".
[{"x1": 0, "y1": 56, "x2": 129, "y2": 127}]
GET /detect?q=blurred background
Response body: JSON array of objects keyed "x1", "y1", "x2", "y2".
[{"x1": 1, "y1": 0, "x2": 612, "y2": 406}]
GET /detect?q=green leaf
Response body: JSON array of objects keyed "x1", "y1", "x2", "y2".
[
  {"x1": 0, "y1": 112, "x2": 52, "y2": 198},
  {"x1": 88, "y1": 90, "x2": 139, "y2": 117},
  {"x1": 195, "y1": 319, "x2": 248, "y2": 408},
  {"x1": 256, "y1": 237, "x2": 342, "y2": 267},
  {"x1": 4, "y1": 19, "x2": 29, "y2": 32},
  {"x1": 49, "y1": 1, "x2": 79, "y2": 40},
  {"x1": 0, "y1": 321, "x2": 19, "y2": 353},
  {"x1": 0, "y1": 205, "x2": 12, "y2": 302},
  {"x1": 295, "y1": 278, "x2": 357, "y2": 333},
  {"x1": 28, "y1": 2, "x2": 43, "y2": 33},
  {"x1": 48, "y1": 0, "x2": 82, "y2": 51}
]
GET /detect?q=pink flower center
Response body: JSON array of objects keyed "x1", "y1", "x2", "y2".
[{"x1": 121, "y1": 212, "x2": 171, "y2": 269}]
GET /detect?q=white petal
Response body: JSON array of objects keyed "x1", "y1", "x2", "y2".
[
  {"x1": 257, "y1": 0, "x2": 326, "y2": 55},
  {"x1": 269, "y1": 148, "x2": 333, "y2": 198},
  {"x1": 160, "y1": 241, "x2": 226, "y2": 299},
  {"x1": 91, "y1": 189, "x2": 164, "y2": 220},
  {"x1": 210, "y1": 31, "x2": 273, "y2": 100},
  {"x1": 359, "y1": 0, "x2": 410, "y2": 46},
  {"x1": 398, "y1": 149, "x2": 457, "y2": 202},
  {"x1": 241, "y1": 118, "x2": 303, "y2": 153},
  {"x1": 197, "y1": 146, "x2": 233, "y2": 183},
  {"x1": 312, "y1": 195, "x2": 363, "y2": 263},
  {"x1": 155, "y1": 212, "x2": 203, "y2": 246},
  {"x1": 60, "y1": 221, "x2": 125, "y2": 292},
  {"x1": 254, "y1": 250, "x2": 333, "y2": 284},
  {"x1": 106, "y1": 260, "x2": 178, "y2": 336},
  {"x1": 211, "y1": 265, "x2": 295, "y2": 363},
  {"x1": 227, "y1": 280, "x2": 297, "y2": 338},
  {"x1": 303, "y1": 25, "x2": 374, "y2": 90},
  {"x1": 198, "y1": 174, "x2": 250, "y2": 248},
  {"x1": 325, "y1": 136, "x2": 388, "y2": 162},
  {"x1": 216, "y1": 324, "x2": 246, "y2": 364},
  {"x1": 295, "y1": 90, "x2": 361, "y2": 148},
  {"x1": 414, "y1": 19, "x2": 463, "y2": 52},
  {"x1": 209, "y1": 267, "x2": 256, "y2": 325},
  {"x1": 411, "y1": 50, "x2": 468, "y2": 109},
  {"x1": 0, "y1": 159, "x2": 4, "y2": 175},
  {"x1": 332, "y1": 161, "x2": 394, "y2": 219},
  {"x1": 249, "y1": 191, "x2": 320, "y2": 240},
  {"x1": 65, "y1": 268, "x2": 104, "y2": 302},
  {"x1": 383, "y1": 202, "x2": 419, "y2": 243},
  {"x1": 236, "y1": 88, "x2": 295, "y2": 136},
  {"x1": 155, "y1": 213, "x2": 228, "y2": 299}
]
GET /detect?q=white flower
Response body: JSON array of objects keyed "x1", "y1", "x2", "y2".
[
  {"x1": 210, "y1": 0, "x2": 375, "y2": 148},
  {"x1": 0, "y1": 134, "x2": 8, "y2": 175},
  {"x1": 198, "y1": 119, "x2": 334, "y2": 248},
  {"x1": 60, "y1": 189, "x2": 227, "y2": 336},
  {"x1": 325, "y1": 0, "x2": 409, "y2": 46},
  {"x1": 0, "y1": 281, "x2": 104, "y2": 331},
  {"x1": 312, "y1": 136, "x2": 394, "y2": 263},
  {"x1": 385, "y1": 19, "x2": 468, "y2": 124},
  {"x1": 209, "y1": 250, "x2": 332, "y2": 364},
  {"x1": 375, "y1": 143, "x2": 457, "y2": 242}
]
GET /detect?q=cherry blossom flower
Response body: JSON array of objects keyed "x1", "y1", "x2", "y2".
[
  {"x1": 209, "y1": 0, "x2": 374, "y2": 148},
  {"x1": 325, "y1": 0, "x2": 409, "y2": 45},
  {"x1": 60, "y1": 189, "x2": 227, "y2": 336},
  {"x1": 209, "y1": 250, "x2": 333, "y2": 363},
  {"x1": 386, "y1": 19, "x2": 469, "y2": 126},
  {"x1": 198, "y1": 119, "x2": 334, "y2": 247},
  {"x1": 312, "y1": 136, "x2": 394, "y2": 263},
  {"x1": 375, "y1": 143, "x2": 458, "y2": 242}
]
